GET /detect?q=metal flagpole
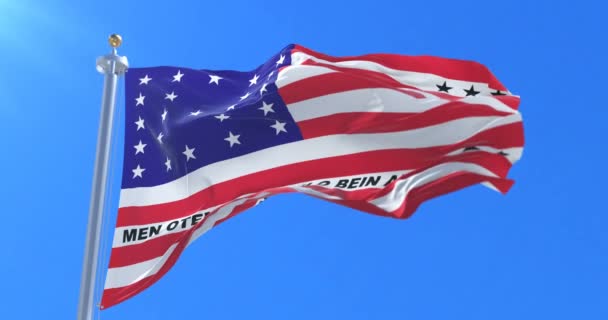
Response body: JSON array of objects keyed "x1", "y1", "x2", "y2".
[{"x1": 77, "y1": 34, "x2": 128, "y2": 320}]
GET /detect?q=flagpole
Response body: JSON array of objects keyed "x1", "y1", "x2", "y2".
[{"x1": 77, "y1": 34, "x2": 128, "y2": 320}]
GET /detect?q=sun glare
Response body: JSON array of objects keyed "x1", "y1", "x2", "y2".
[
  {"x1": 0, "y1": 1, "x2": 30, "y2": 45},
  {"x1": 0, "y1": 0, "x2": 75, "y2": 48},
  {"x1": 0, "y1": 0, "x2": 81, "y2": 112}
]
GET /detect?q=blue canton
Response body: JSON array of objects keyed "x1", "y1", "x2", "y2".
[{"x1": 122, "y1": 44, "x2": 302, "y2": 189}]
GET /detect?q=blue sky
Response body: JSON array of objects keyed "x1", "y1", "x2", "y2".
[{"x1": 0, "y1": 0, "x2": 606, "y2": 319}]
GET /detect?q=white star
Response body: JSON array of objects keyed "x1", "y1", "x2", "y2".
[
  {"x1": 270, "y1": 120, "x2": 287, "y2": 135},
  {"x1": 240, "y1": 92, "x2": 251, "y2": 101},
  {"x1": 157, "y1": 132, "x2": 164, "y2": 143},
  {"x1": 259, "y1": 101, "x2": 275, "y2": 116},
  {"x1": 139, "y1": 74, "x2": 152, "y2": 85},
  {"x1": 209, "y1": 74, "x2": 222, "y2": 85},
  {"x1": 134, "y1": 140, "x2": 147, "y2": 155},
  {"x1": 135, "y1": 117, "x2": 145, "y2": 131},
  {"x1": 260, "y1": 83, "x2": 268, "y2": 95},
  {"x1": 165, "y1": 158, "x2": 172, "y2": 171},
  {"x1": 165, "y1": 91, "x2": 178, "y2": 102},
  {"x1": 276, "y1": 54, "x2": 285, "y2": 66},
  {"x1": 226, "y1": 105, "x2": 236, "y2": 111},
  {"x1": 215, "y1": 113, "x2": 230, "y2": 122},
  {"x1": 190, "y1": 110, "x2": 202, "y2": 116},
  {"x1": 183, "y1": 145, "x2": 196, "y2": 161},
  {"x1": 132, "y1": 165, "x2": 145, "y2": 179},
  {"x1": 172, "y1": 70, "x2": 184, "y2": 82},
  {"x1": 249, "y1": 74, "x2": 259, "y2": 86},
  {"x1": 268, "y1": 71, "x2": 274, "y2": 79},
  {"x1": 224, "y1": 131, "x2": 241, "y2": 147},
  {"x1": 135, "y1": 93, "x2": 145, "y2": 106},
  {"x1": 161, "y1": 109, "x2": 168, "y2": 121}
]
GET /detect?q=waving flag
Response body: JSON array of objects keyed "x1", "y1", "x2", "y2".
[{"x1": 101, "y1": 44, "x2": 524, "y2": 308}]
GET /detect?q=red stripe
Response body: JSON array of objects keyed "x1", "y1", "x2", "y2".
[
  {"x1": 212, "y1": 198, "x2": 259, "y2": 228},
  {"x1": 392, "y1": 171, "x2": 514, "y2": 218},
  {"x1": 102, "y1": 154, "x2": 516, "y2": 309},
  {"x1": 101, "y1": 200, "x2": 260, "y2": 309},
  {"x1": 493, "y1": 95, "x2": 520, "y2": 110},
  {"x1": 305, "y1": 152, "x2": 515, "y2": 220},
  {"x1": 301, "y1": 150, "x2": 513, "y2": 212},
  {"x1": 101, "y1": 230, "x2": 190, "y2": 310},
  {"x1": 292, "y1": 44, "x2": 509, "y2": 91},
  {"x1": 278, "y1": 62, "x2": 519, "y2": 111},
  {"x1": 102, "y1": 45, "x2": 522, "y2": 310},
  {"x1": 279, "y1": 66, "x2": 428, "y2": 105},
  {"x1": 108, "y1": 199, "x2": 260, "y2": 268},
  {"x1": 108, "y1": 231, "x2": 188, "y2": 268},
  {"x1": 107, "y1": 152, "x2": 511, "y2": 274},
  {"x1": 297, "y1": 101, "x2": 514, "y2": 139},
  {"x1": 371, "y1": 151, "x2": 513, "y2": 200},
  {"x1": 327, "y1": 172, "x2": 513, "y2": 221},
  {"x1": 109, "y1": 150, "x2": 517, "y2": 269},
  {"x1": 306, "y1": 58, "x2": 519, "y2": 111},
  {"x1": 116, "y1": 123, "x2": 523, "y2": 226},
  {"x1": 116, "y1": 123, "x2": 522, "y2": 227}
]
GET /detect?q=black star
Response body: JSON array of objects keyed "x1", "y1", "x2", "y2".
[
  {"x1": 436, "y1": 81, "x2": 452, "y2": 93},
  {"x1": 464, "y1": 85, "x2": 480, "y2": 96},
  {"x1": 491, "y1": 89, "x2": 506, "y2": 96},
  {"x1": 463, "y1": 146, "x2": 480, "y2": 152},
  {"x1": 498, "y1": 151, "x2": 509, "y2": 156}
]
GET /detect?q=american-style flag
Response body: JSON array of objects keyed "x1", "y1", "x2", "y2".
[{"x1": 101, "y1": 44, "x2": 524, "y2": 308}]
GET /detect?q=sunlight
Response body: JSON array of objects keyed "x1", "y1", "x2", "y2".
[
  {"x1": 0, "y1": 0, "x2": 78, "y2": 116},
  {"x1": 0, "y1": 0, "x2": 77, "y2": 55},
  {"x1": 0, "y1": 1, "x2": 35, "y2": 47}
]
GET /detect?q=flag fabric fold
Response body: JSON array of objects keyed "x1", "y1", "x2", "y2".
[{"x1": 101, "y1": 44, "x2": 524, "y2": 309}]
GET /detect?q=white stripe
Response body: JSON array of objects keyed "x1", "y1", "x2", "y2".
[
  {"x1": 111, "y1": 204, "x2": 220, "y2": 248},
  {"x1": 276, "y1": 64, "x2": 336, "y2": 87},
  {"x1": 186, "y1": 162, "x2": 503, "y2": 253},
  {"x1": 278, "y1": 52, "x2": 510, "y2": 96},
  {"x1": 370, "y1": 162, "x2": 498, "y2": 212},
  {"x1": 481, "y1": 181, "x2": 500, "y2": 192},
  {"x1": 114, "y1": 170, "x2": 413, "y2": 248},
  {"x1": 447, "y1": 146, "x2": 523, "y2": 164},
  {"x1": 104, "y1": 198, "x2": 256, "y2": 290},
  {"x1": 105, "y1": 161, "x2": 507, "y2": 290},
  {"x1": 292, "y1": 186, "x2": 342, "y2": 200},
  {"x1": 104, "y1": 243, "x2": 178, "y2": 289},
  {"x1": 186, "y1": 197, "x2": 255, "y2": 246},
  {"x1": 505, "y1": 147, "x2": 523, "y2": 164},
  {"x1": 296, "y1": 170, "x2": 412, "y2": 190},
  {"x1": 283, "y1": 169, "x2": 414, "y2": 201},
  {"x1": 287, "y1": 87, "x2": 517, "y2": 122},
  {"x1": 120, "y1": 114, "x2": 522, "y2": 207}
]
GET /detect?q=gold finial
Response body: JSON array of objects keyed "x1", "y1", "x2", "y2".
[{"x1": 108, "y1": 34, "x2": 122, "y2": 48}]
